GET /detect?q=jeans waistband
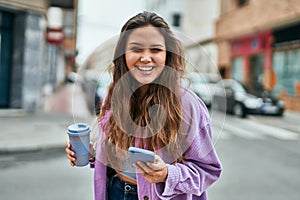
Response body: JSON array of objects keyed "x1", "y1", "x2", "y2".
[
  {"x1": 112, "y1": 174, "x2": 138, "y2": 193},
  {"x1": 116, "y1": 172, "x2": 137, "y2": 185}
]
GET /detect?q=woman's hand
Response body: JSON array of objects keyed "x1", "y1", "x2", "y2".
[
  {"x1": 65, "y1": 141, "x2": 76, "y2": 167},
  {"x1": 65, "y1": 141, "x2": 94, "y2": 167},
  {"x1": 133, "y1": 155, "x2": 168, "y2": 183}
]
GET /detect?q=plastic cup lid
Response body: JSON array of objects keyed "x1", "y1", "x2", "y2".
[{"x1": 67, "y1": 123, "x2": 90, "y2": 136}]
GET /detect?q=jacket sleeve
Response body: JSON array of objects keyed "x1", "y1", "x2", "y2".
[{"x1": 154, "y1": 90, "x2": 222, "y2": 199}]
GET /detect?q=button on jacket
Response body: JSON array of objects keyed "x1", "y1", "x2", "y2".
[{"x1": 94, "y1": 88, "x2": 222, "y2": 200}]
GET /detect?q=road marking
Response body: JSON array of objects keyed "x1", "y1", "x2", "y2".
[
  {"x1": 243, "y1": 120, "x2": 300, "y2": 140},
  {"x1": 223, "y1": 122, "x2": 265, "y2": 139},
  {"x1": 212, "y1": 118, "x2": 299, "y2": 141},
  {"x1": 212, "y1": 121, "x2": 265, "y2": 140}
]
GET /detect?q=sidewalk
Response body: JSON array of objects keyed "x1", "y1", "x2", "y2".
[{"x1": 0, "y1": 83, "x2": 95, "y2": 154}]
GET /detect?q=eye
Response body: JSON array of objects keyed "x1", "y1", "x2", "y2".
[
  {"x1": 151, "y1": 48, "x2": 163, "y2": 53},
  {"x1": 130, "y1": 47, "x2": 142, "y2": 52}
]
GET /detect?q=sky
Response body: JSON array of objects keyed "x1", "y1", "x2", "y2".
[{"x1": 76, "y1": 0, "x2": 145, "y2": 64}]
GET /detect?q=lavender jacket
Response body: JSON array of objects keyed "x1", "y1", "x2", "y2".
[{"x1": 93, "y1": 88, "x2": 222, "y2": 200}]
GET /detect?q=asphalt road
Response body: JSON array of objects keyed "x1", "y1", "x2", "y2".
[
  {"x1": 208, "y1": 113, "x2": 300, "y2": 200},
  {"x1": 0, "y1": 148, "x2": 94, "y2": 200},
  {"x1": 0, "y1": 113, "x2": 299, "y2": 200}
]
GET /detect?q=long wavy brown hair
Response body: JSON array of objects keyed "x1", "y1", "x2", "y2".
[{"x1": 99, "y1": 11, "x2": 186, "y2": 169}]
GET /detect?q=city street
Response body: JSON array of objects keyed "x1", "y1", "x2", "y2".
[
  {"x1": 209, "y1": 112, "x2": 300, "y2": 200},
  {"x1": 2, "y1": 1, "x2": 300, "y2": 200},
  {"x1": 0, "y1": 112, "x2": 299, "y2": 200},
  {"x1": 0, "y1": 148, "x2": 94, "y2": 200}
]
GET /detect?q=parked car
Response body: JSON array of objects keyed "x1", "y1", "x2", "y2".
[
  {"x1": 212, "y1": 79, "x2": 285, "y2": 118},
  {"x1": 82, "y1": 70, "x2": 112, "y2": 115},
  {"x1": 94, "y1": 72, "x2": 112, "y2": 115},
  {"x1": 183, "y1": 72, "x2": 220, "y2": 107}
]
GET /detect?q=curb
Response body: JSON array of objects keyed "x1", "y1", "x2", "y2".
[{"x1": 0, "y1": 143, "x2": 66, "y2": 154}]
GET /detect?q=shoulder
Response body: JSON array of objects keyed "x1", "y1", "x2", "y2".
[
  {"x1": 180, "y1": 86, "x2": 210, "y2": 127},
  {"x1": 180, "y1": 87, "x2": 208, "y2": 113},
  {"x1": 98, "y1": 109, "x2": 111, "y2": 133}
]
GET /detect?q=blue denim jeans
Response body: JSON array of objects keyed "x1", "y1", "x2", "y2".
[{"x1": 107, "y1": 174, "x2": 138, "y2": 200}]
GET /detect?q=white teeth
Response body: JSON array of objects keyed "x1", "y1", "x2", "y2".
[{"x1": 137, "y1": 66, "x2": 153, "y2": 71}]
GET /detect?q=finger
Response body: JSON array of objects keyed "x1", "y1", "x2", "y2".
[
  {"x1": 65, "y1": 144, "x2": 75, "y2": 155},
  {"x1": 65, "y1": 146, "x2": 70, "y2": 153},
  {"x1": 65, "y1": 149, "x2": 75, "y2": 158},
  {"x1": 133, "y1": 162, "x2": 147, "y2": 174},
  {"x1": 147, "y1": 161, "x2": 164, "y2": 170},
  {"x1": 66, "y1": 147, "x2": 76, "y2": 161},
  {"x1": 147, "y1": 157, "x2": 163, "y2": 169},
  {"x1": 69, "y1": 160, "x2": 75, "y2": 167},
  {"x1": 137, "y1": 161, "x2": 154, "y2": 174},
  {"x1": 66, "y1": 142, "x2": 71, "y2": 148},
  {"x1": 65, "y1": 143, "x2": 70, "y2": 152},
  {"x1": 67, "y1": 154, "x2": 76, "y2": 161}
]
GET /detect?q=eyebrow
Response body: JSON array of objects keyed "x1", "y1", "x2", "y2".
[{"x1": 128, "y1": 42, "x2": 165, "y2": 48}]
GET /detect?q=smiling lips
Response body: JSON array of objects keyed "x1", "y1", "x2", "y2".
[{"x1": 136, "y1": 65, "x2": 154, "y2": 72}]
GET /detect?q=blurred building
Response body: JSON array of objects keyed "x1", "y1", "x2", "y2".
[
  {"x1": 216, "y1": 0, "x2": 300, "y2": 111},
  {"x1": 0, "y1": 0, "x2": 78, "y2": 114},
  {"x1": 145, "y1": 0, "x2": 220, "y2": 74}
]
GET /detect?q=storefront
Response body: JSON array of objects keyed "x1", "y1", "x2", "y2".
[
  {"x1": 229, "y1": 25, "x2": 300, "y2": 111},
  {"x1": 272, "y1": 23, "x2": 300, "y2": 111},
  {"x1": 0, "y1": 0, "x2": 77, "y2": 114},
  {"x1": 230, "y1": 31, "x2": 273, "y2": 96},
  {"x1": 0, "y1": 7, "x2": 45, "y2": 112}
]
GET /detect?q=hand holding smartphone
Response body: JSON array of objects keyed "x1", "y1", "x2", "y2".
[{"x1": 128, "y1": 147, "x2": 155, "y2": 165}]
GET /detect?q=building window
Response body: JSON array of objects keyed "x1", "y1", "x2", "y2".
[
  {"x1": 231, "y1": 57, "x2": 244, "y2": 82},
  {"x1": 237, "y1": 0, "x2": 249, "y2": 7},
  {"x1": 273, "y1": 49, "x2": 300, "y2": 96},
  {"x1": 172, "y1": 13, "x2": 181, "y2": 28}
]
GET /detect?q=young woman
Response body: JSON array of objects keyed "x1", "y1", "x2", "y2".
[{"x1": 66, "y1": 11, "x2": 222, "y2": 200}]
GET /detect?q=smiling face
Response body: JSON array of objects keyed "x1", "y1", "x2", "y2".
[{"x1": 125, "y1": 25, "x2": 167, "y2": 85}]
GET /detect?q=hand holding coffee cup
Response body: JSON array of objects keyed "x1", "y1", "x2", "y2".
[{"x1": 66, "y1": 123, "x2": 91, "y2": 167}]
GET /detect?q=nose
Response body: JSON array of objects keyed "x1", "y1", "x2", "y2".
[
  {"x1": 140, "y1": 56, "x2": 151, "y2": 62},
  {"x1": 140, "y1": 52, "x2": 152, "y2": 63}
]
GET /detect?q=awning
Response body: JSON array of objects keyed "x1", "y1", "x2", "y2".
[{"x1": 49, "y1": 0, "x2": 74, "y2": 9}]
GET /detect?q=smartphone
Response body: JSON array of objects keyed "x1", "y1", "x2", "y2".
[{"x1": 128, "y1": 147, "x2": 155, "y2": 164}]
